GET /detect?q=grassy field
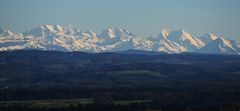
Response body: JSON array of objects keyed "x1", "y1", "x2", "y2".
[
  {"x1": 113, "y1": 70, "x2": 165, "y2": 78},
  {"x1": 0, "y1": 98, "x2": 152, "y2": 108},
  {"x1": 114, "y1": 99, "x2": 152, "y2": 105}
]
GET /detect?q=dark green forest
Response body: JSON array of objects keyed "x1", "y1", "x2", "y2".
[{"x1": 1, "y1": 50, "x2": 240, "y2": 111}]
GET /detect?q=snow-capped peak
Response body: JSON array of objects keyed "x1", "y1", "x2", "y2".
[
  {"x1": 64, "y1": 25, "x2": 81, "y2": 35},
  {"x1": 85, "y1": 30, "x2": 97, "y2": 37},
  {"x1": 169, "y1": 30, "x2": 192, "y2": 40},
  {"x1": 154, "y1": 29, "x2": 172, "y2": 40},
  {"x1": 44, "y1": 25, "x2": 55, "y2": 32},
  {"x1": 205, "y1": 33, "x2": 218, "y2": 40},
  {"x1": 24, "y1": 24, "x2": 73, "y2": 37},
  {"x1": 114, "y1": 27, "x2": 123, "y2": 33},
  {"x1": 166, "y1": 30, "x2": 205, "y2": 51},
  {"x1": 54, "y1": 25, "x2": 64, "y2": 32},
  {"x1": 0, "y1": 25, "x2": 240, "y2": 54},
  {"x1": 0, "y1": 28, "x2": 15, "y2": 37},
  {"x1": 198, "y1": 37, "x2": 239, "y2": 54},
  {"x1": 218, "y1": 37, "x2": 232, "y2": 48},
  {"x1": 114, "y1": 28, "x2": 135, "y2": 37},
  {"x1": 161, "y1": 28, "x2": 171, "y2": 39},
  {"x1": 100, "y1": 28, "x2": 115, "y2": 38},
  {"x1": 24, "y1": 25, "x2": 53, "y2": 36},
  {"x1": 114, "y1": 27, "x2": 125, "y2": 37},
  {"x1": 199, "y1": 33, "x2": 218, "y2": 44}
]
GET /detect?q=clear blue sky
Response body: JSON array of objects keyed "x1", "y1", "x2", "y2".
[{"x1": 0, "y1": 0, "x2": 240, "y2": 40}]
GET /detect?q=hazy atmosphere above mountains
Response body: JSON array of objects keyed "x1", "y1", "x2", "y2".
[{"x1": 0, "y1": 0, "x2": 240, "y2": 41}]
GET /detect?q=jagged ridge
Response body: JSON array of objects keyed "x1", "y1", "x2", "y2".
[{"x1": 0, "y1": 25, "x2": 240, "y2": 54}]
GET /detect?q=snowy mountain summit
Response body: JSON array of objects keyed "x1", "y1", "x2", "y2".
[{"x1": 0, "y1": 25, "x2": 240, "y2": 55}]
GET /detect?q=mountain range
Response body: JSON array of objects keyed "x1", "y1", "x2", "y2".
[{"x1": 0, "y1": 25, "x2": 240, "y2": 54}]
